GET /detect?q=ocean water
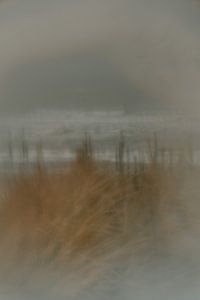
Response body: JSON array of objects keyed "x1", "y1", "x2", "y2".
[{"x1": 0, "y1": 109, "x2": 199, "y2": 170}]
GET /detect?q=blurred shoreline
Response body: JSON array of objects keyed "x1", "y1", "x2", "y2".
[{"x1": 0, "y1": 109, "x2": 200, "y2": 173}]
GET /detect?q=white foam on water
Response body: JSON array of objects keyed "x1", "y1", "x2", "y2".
[{"x1": 0, "y1": 109, "x2": 200, "y2": 168}]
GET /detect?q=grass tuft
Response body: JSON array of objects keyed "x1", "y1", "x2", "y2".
[{"x1": 0, "y1": 137, "x2": 198, "y2": 299}]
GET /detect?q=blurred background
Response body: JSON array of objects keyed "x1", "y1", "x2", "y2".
[{"x1": 0, "y1": 0, "x2": 199, "y2": 168}]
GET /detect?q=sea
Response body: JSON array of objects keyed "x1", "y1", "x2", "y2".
[{"x1": 0, "y1": 109, "x2": 199, "y2": 171}]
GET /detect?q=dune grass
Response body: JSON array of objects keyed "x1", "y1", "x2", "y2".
[{"x1": 0, "y1": 138, "x2": 198, "y2": 299}]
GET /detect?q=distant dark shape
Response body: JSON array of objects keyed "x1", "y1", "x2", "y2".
[{"x1": 2, "y1": 51, "x2": 167, "y2": 112}]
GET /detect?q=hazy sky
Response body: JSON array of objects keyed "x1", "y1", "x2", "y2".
[{"x1": 0, "y1": 0, "x2": 200, "y2": 112}]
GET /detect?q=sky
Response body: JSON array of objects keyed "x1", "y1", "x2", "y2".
[{"x1": 0, "y1": 0, "x2": 200, "y2": 113}]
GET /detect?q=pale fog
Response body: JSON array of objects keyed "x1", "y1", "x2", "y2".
[
  {"x1": 0, "y1": 0, "x2": 200, "y2": 300},
  {"x1": 0, "y1": 0, "x2": 200, "y2": 167}
]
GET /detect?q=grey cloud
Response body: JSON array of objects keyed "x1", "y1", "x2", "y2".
[
  {"x1": 0, "y1": 0, "x2": 199, "y2": 113},
  {"x1": 2, "y1": 50, "x2": 164, "y2": 111}
]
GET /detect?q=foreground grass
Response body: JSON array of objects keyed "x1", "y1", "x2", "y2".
[{"x1": 0, "y1": 143, "x2": 199, "y2": 299}]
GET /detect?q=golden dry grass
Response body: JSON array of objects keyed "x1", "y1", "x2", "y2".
[{"x1": 0, "y1": 144, "x2": 198, "y2": 299}]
